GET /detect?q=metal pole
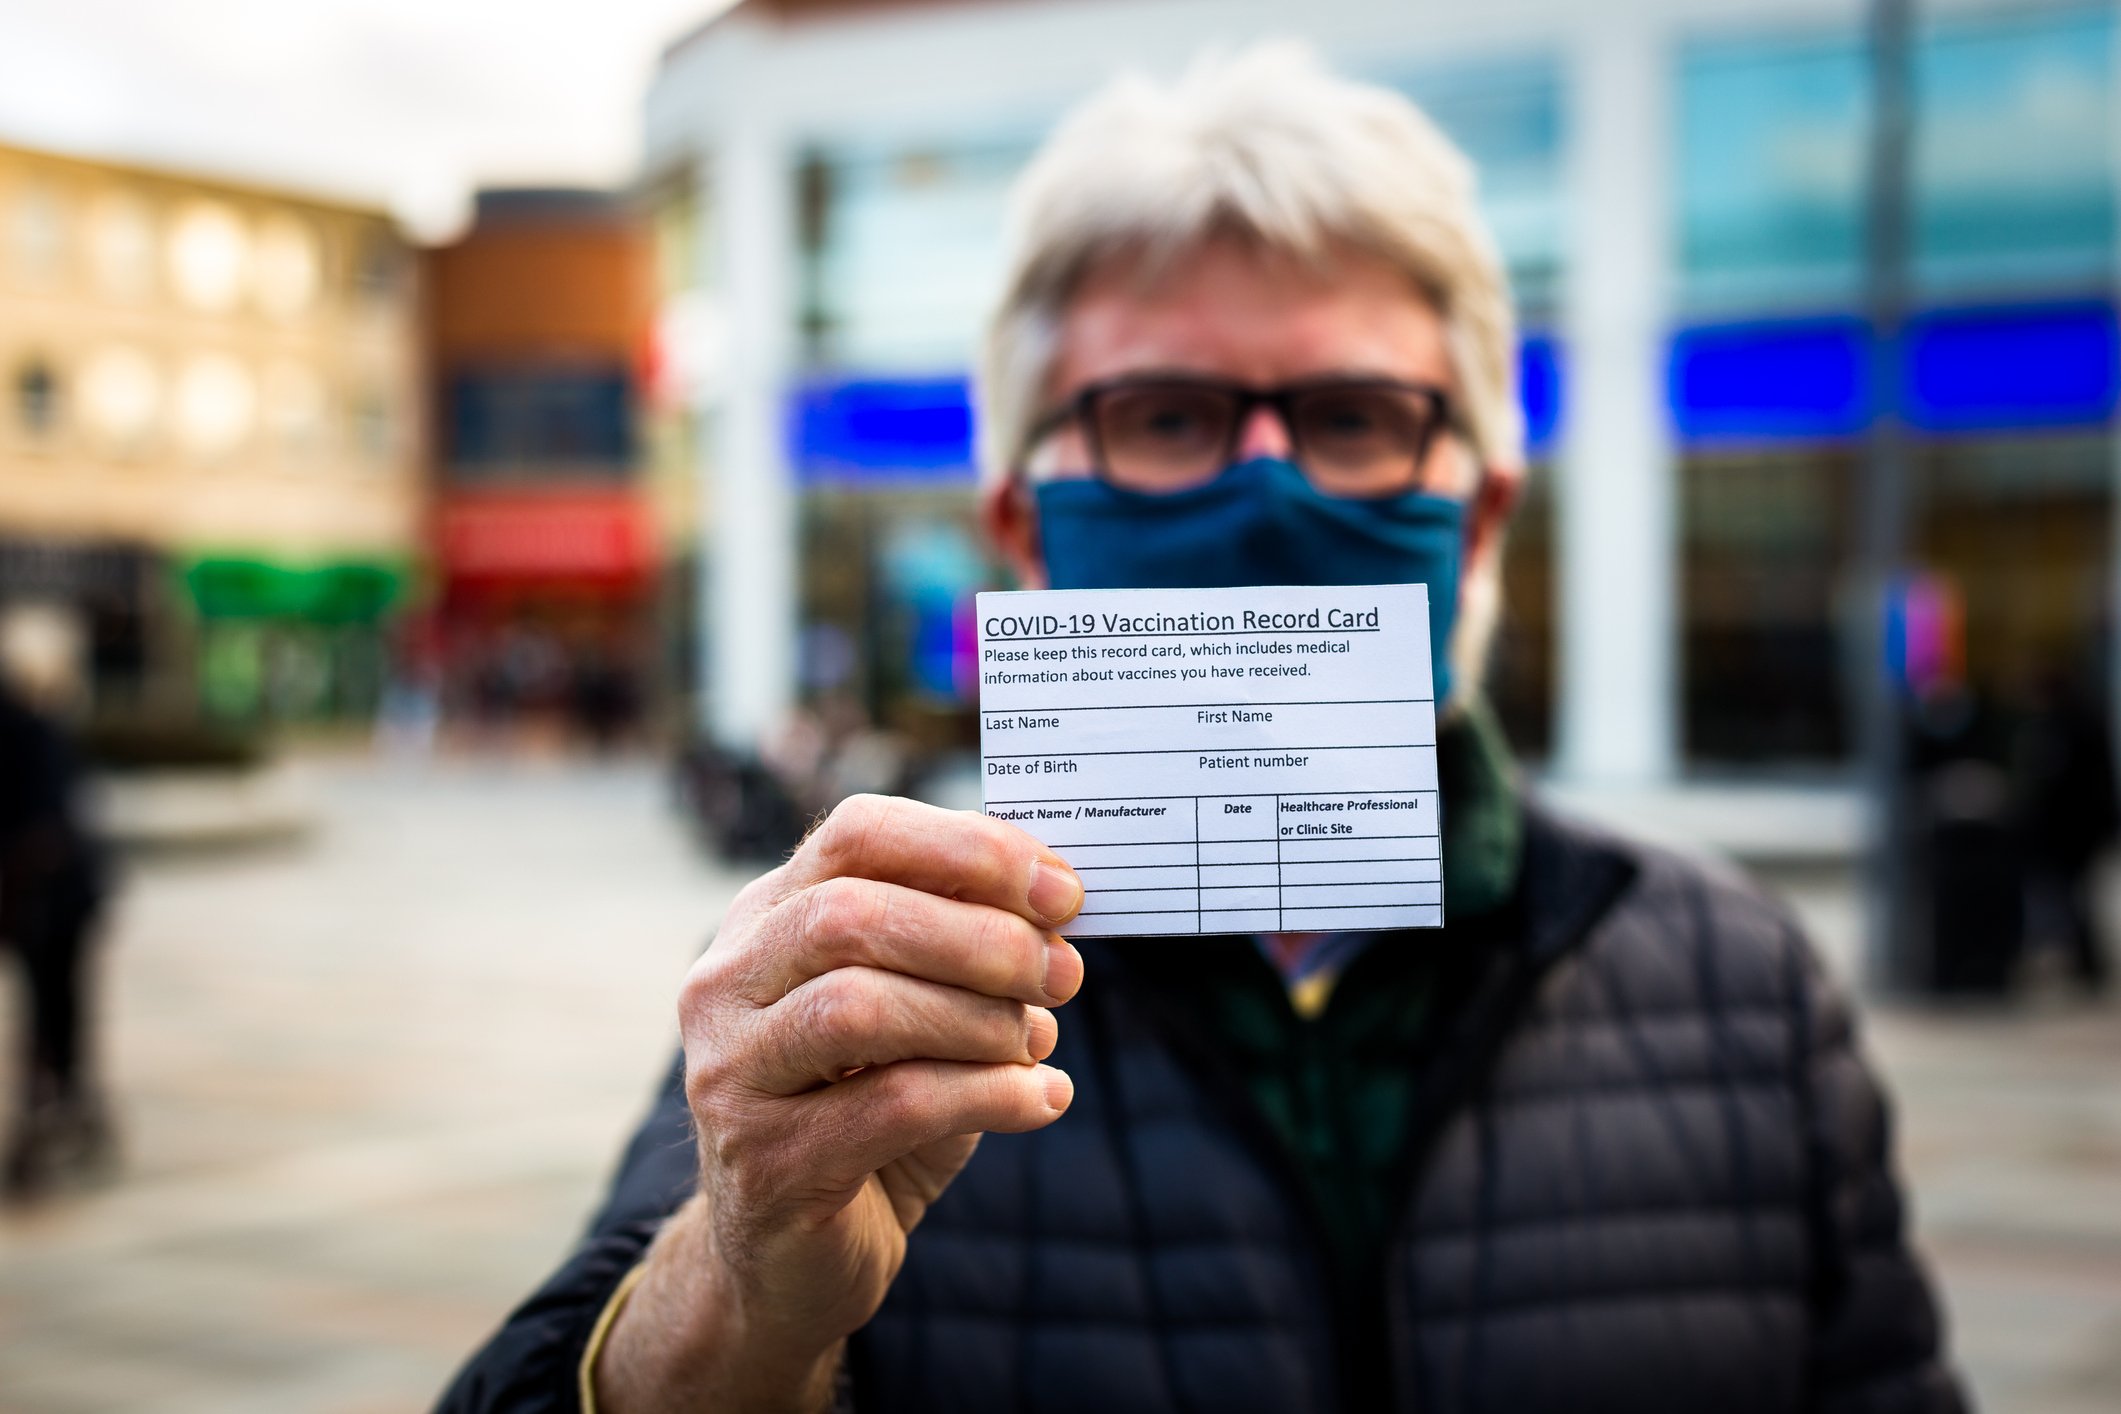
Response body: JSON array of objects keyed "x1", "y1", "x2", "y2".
[
  {"x1": 2107, "y1": 16, "x2": 2121, "y2": 840},
  {"x1": 1860, "y1": 0, "x2": 1917, "y2": 992}
]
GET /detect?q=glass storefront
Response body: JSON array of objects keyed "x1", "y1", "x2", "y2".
[
  {"x1": 1675, "y1": 4, "x2": 2117, "y2": 766},
  {"x1": 761, "y1": 17, "x2": 2120, "y2": 771},
  {"x1": 639, "y1": 3, "x2": 2121, "y2": 779},
  {"x1": 181, "y1": 555, "x2": 409, "y2": 722},
  {"x1": 1913, "y1": 435, "x2": 2112, "y2": 696},
  {"x1": 1681, "y1": 451, "x2": 1856, "y2": 763}
]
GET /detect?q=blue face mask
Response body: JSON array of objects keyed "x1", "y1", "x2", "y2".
[{"x1": 1033, "y1": 457, "x2": 1466, "y2": 702}]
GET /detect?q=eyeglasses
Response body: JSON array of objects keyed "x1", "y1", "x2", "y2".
[{"x1": 1021, "y1": 376, "x2": 1456, "y2": 497}]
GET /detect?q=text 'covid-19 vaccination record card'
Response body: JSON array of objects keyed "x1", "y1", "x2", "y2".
[{"x1": 976, "y1": 583, "x2": 1442, "y2": 938}]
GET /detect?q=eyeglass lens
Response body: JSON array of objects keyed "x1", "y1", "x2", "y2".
[{"x1": 1090, "y1": 383, "x2": 1436, "y2": 494}]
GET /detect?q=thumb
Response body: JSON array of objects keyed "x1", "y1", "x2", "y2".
[{"x1": 876, "y1": 1133, "x2": 985, "y2": 1231}]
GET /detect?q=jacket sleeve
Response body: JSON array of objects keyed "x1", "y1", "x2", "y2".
[
  {"x1": 1795, "y1": 944, "x2": 1969, "y2": 1414},
  {"x1": 434, "y1": 1054, "x2": 699, "y2": 1413}
]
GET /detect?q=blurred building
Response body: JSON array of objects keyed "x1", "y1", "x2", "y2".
[
  {"x1": 0, "y1": 143, "x2": 421, "y2": 725},
  {"x1": 645, "y1": 0, "x2": 2119, "y2": 782},
  {"x1": 423, "y1": 189, "x2": 679, "y2": 747}
]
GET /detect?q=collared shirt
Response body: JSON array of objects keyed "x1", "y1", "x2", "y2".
[{"x1": 1254, "y1": 696, "x2": 1524, "y2": 1011}]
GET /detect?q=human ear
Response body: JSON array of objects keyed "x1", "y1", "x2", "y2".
[
  {"x1": 1462, "y1": 458, "x2": 1523, "y2": 576},
  {"x1": 980, "y1": 476, "x2": 1049, "y2": 589}
]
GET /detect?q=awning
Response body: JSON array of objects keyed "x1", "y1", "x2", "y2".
[{"x1": 180, "y1": 556, "x2": 411, "y2": 625}]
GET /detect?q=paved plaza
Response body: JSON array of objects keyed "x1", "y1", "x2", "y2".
[{"x1": 2, "y1": 759, "x2": 2117, "y2": 1411}]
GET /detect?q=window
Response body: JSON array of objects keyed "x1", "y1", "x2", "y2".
[
  {"x1": 9, "y1": 180, "x2": 68, "y2": 285},
  {"x1": 263, "y1": 360, "x2": 328, "y2": 462},
  {"x1": 351, "y1": 388, "x2": 396, "y2": 466},
  {"x1": 89, "y1": 191, "x2": 157, "y2": 302},
  {"x1": 78, "y1": 346, "x2": 160, "y2": 455},
  {"x1": 1678, "y1": 34, "x2": 1869, "y2": 311},
  {"x1": 800, "y1": 142, "x2": 1031, "y2": 370},
  {"x1": 13, "y1": 359, "x2": 61, "y2": 438},
  {"x1": 168, "y1": 200, "x2": 251, "y2": 314},
  {"x1": 1914, "y1": 7, "x2": 2115, "y2": 293},
  {"x1": 255, "y1": 213, "x2": 322, "y2": 319},
  {"x1": 351, "y1": 229, "x2": 408, "y2": 302},
  {"x1": 1678, "y1": 6, "x2": 2116, "y2": 311},
  {"x1": 1398, "y1": 59, "x2": 1565, "y2": 316},
  {"x1": 174, "y1": 353, "x2": 256, "y2": 460},
  {"x1": 1489, "y1": 477, "x2": 1553, "y2": 759},
  {"x1": 1913, "y1": 435, "x2": 2112, "y2": 694},
  {"x1": 1677, "y1": 437, "x2": 2113, "y2": 767},
  {"x1": 446, "y1": 367, "x2": 633, "y2": 480},
  {"x1": 1681, "y1": 452, "x2": 1857, "y2": 763}
]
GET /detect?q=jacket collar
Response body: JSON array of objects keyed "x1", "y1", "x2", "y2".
[{"x1": 1511, "y1": 796, "x2": 1640, "y2": 962}]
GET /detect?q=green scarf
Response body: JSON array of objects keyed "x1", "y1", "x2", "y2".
[{"x1": 1131, "y1": 698, "x2": 1526, "y2": 1290}]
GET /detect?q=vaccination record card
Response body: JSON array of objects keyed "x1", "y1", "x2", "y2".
[{"x1": 976, "y1": 582, "x2": 1443, "y2": 937}]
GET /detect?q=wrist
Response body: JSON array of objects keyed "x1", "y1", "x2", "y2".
[{"x1": 596, "y1": 1196, "x2": 842, "y2": 1414}]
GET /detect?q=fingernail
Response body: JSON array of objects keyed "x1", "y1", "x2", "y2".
[
  {"x1": 1028, "y1": 860, "x2": 1083, "y2": 925},
  {"x1": 1038, "y1": 1064, "x2": 1074, "y2": 1113},
  {"x1": 1025, "y1": 1005, "x2": 1058, "y2": 1060},
  {"x1": 1040, "y1": 938, "x2": 1083, "y2": 1005}
]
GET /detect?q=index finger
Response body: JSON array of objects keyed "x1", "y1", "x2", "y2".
[{"x1": 779, "y1": 794, "x2": 1084, "y2": 929}]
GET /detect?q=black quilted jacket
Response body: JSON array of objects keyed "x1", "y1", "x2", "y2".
[{"x1": 438, "y1": 803, "x2": 1967, "y2": 1413}]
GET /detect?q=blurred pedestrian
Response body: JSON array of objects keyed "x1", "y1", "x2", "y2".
[
  {"x1": 569, "y1": 645, "x2": 640, "y2": 755},
  {"x1": 0, "y1": 605, "x2": 114, "y2": 1201},
  {"x1": 1906, "y1": 670, "x2": 2026, "y2": 994},
  {"x1": 443, "y1": 45, "x2": 1963, "y2": 1412},
  {"x1": 2015, "y1": 669, "x2": 2117, "y2": 992}
]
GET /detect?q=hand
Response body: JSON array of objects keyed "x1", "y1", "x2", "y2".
[{"x1": 596, "y1": 794, "x2": 1085, "y2": 1413}]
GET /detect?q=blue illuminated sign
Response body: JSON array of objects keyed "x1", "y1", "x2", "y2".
[
  {"x1": 1669, "y1": 300, "x2": 2119, "y2": 445},
  {"x1": 790, "y1": 376, "x2": 976, "y2": 485},
  {"x1": 1668, "y1": 317, "x2": 1870, "y2": 443},
  {"x1": 1520, "y1": 333, "x2": 1561, "y2": 455},
  {"x1": 1905, "y1": 302, "x2": 2118, "y2": 433},
  {"x1": 791, "y1": 301, "x2": 2117, "y2": 481}
]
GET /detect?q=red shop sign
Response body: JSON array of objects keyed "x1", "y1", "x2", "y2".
[{"x1": 438, "y1": 493, "x2": 656, "y2": 585}]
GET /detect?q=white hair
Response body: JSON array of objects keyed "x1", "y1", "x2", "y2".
[
  {"x1": 975, "y1": 41, "x2": 1523, "y2": 702},
  {"x1": 977, "y1": 40, "x2": 1521, "y2": 480}
]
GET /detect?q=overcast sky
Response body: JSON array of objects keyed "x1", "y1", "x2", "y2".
[{"x1": 0, "y1": 0, "x2": 732, "y2": 239}]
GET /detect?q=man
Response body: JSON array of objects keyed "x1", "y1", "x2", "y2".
[
  {"x1": 2014, "y1": 669, "x2": 2117, "y2": 992},
  {"x1": 0, "y1": 605, "x2": 113, "y2": 1200},
  {"x1": 442, "y1": 45, "x2": 1963, "y2": 1413}
]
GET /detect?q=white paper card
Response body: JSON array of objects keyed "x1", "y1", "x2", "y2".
[{"x1": 976, "y1": 583, "x2": 1443, "y2": 937}]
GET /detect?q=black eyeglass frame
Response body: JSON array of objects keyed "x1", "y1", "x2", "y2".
[{"x1": 1016, "y1": 375, "x2": 1459, "y2": 494}]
